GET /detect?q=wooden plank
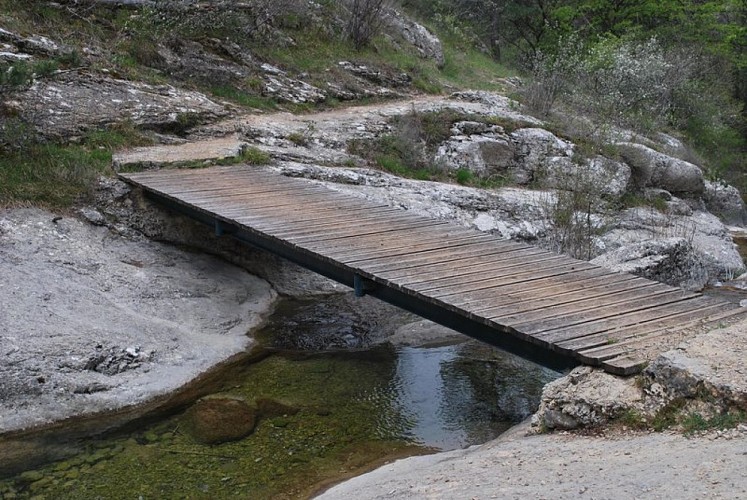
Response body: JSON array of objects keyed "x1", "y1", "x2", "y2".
[
  {"x1": 468, "y1": 274, "x2": 645, "y2": 311},
  {"x1": 495, "y1": 286, "x2": 685, "y2": 327},
  {"x1": 279, "y1": 218, "x2": 453, "y2": 246},
  {"x1": 560, "y1": 303, "x2": 745, "y2": 355},
  {"x1": 226, "y1": 205, "x2": 400, "y2": 226},
  {"x1": 421, "y1": 261, "x2": 588, "y2": 298},
  {"x1": 476, "y1": 279, "x2": 664, "y2": 319},
  {"x1": 248, "y1": 207, "x2": 402, "y2": 228},
  {"x1": 262, "y1": 209, "x2": 435, "y2": 234},
  {"x1": 444, "y1": 268, "x2": 615, "y2": 309},
  {"x1": 348, "y1": 239, "x2": 525, "y2": 270},
  {"x1": 285, "y1": 219, "x2": 452, "y2": 246},
  {"x1": 248, "y1": 210, "x2": 421, "y2": 236},
  {"x1": 534, "y1": 296, "x2": 723, "y2": 343},
  {"x1": 125, "y1": 171, "x2": 292, "y2": 193},
  {"x1": 171, "y1": 184, "x2": 329, "y2": 201},
  {"x1": 516, "y1": 290, "x2": 698, "y2": 336},
  {"x1": 436, "y1": 266, "x2": 608, "y2": 305},
  {"x1": 394, "y1": 253, "x2": 565, "y2": 290},
  {"x1": 330, "y1": 233, "x2": 493, "y2": 264},
  {"x1": 601, "y1": 355, "x2": 646, "y2": 376},
  {"x1": 375, "y1": 247, "x2": 551, "y2": 281}
]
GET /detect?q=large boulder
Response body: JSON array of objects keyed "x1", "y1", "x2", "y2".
[
  {"x1": 537, "y1": 155, "x2": 631, "y2": 198},
  {"x1": 11, "y1": 72, "x2": 228, "y2": 138},
  {"x1": 434, "y1": 134, "x2": 514, "y2": 178},
  {"x1": 385, "y1": 9, "x2": 445, "y2": 68},
  {"x1": 532, "y1": 366, "x2": 642, "y2": 430},
  {"x1": 703, "y1": 180, "x2": 747, "y2": 227},
  {"x1": 596, "y1": 207, "x2": 744, "y2": 287},
  {"x1": 645, "y1": 321, "x2": 747, "y2": 411},
  {"x1": 510, "y1": 128, "x2": 574, "y2": 185},
  {"x1": 616, "y1": 142, "x2": 705, "y2": 197},
  {"x1": 591, "y1": 237, "x2": 708, "y2": 290}
]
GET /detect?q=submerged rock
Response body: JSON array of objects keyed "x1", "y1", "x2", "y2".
[{"x1": 183, "y1": 398, "x2": 257, "y2": 444}]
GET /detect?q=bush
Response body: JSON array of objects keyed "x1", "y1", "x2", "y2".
[
  {"x1": 522, "y1": 35, "x2": 745, "y2": 185},
  {"x1": 345, "y1": 0, "x2": 389, "y2": 50}
]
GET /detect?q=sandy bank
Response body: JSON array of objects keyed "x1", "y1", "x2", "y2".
[{"x1": 318, "y1": 421, "x2": 747, "y2": 499}]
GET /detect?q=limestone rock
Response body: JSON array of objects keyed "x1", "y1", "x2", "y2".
[
  {"x1": 448, "y1": 91, "x2": 543, "y2": 126},
  {"x1": 451, "y1": 121, "x2": 503, "y2": 136},
  {"x1": 703, "y1": 180, "x2": 747, "y2": 226},
  {"x1": 591, "y1": 237, "x2": 708, "y2": 290},
  {"x1": 536, "y1": 156, "x2": 631, "y2": 198},
  {"x1": 263, "y1": 75, "x2": 327, "y2": 104},
  {"x1": 532, "y1": 366, "x2": 642, "y2": 430},
  {"x1": 510, "y1": 128, "x2": 574, "y2": 185},
  {"x1": 183, "y1": 397, "x2": 257, "y2": 444},
  {"x1": 338, "y1": 61, "x2": 411, "y2": 88},
  {"x1": 645, "y1": 320, "x2": 747, "y2": 411},
  {"x1": 15, "y1": 73, "x2": 228, "y2": 138},
  {"x1": 434, "y1": 135, "x2": 514, "y2": 177},
  {"x1": 616, "y1": 142, "x2": 705, "y2": 196},
  {"x1": 156, "y1": 39, "x2": 250, "y2": 86},
  {"x1": 385, "y1": 9, "x2": 445, "y2": 68},
  {"x1": 597, "y1": 207, "x2": 743, "y2": 287}
]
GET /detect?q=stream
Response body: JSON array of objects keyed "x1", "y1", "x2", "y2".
[{"x1": 0, "y1": 295, "x2": 559, "y2": 499}]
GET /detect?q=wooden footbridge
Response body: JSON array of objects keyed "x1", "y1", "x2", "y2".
[{"x1": 120, "y1": 165, "x2": 747, "y2": 375}]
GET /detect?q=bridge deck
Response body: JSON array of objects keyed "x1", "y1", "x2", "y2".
[{"x1": 120, "y1": 165, "x2": 747, "y2": 375}]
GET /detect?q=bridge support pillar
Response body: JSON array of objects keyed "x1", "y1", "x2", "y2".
[{"x1": 353, "y1": 274, "x2": 376, "y2": 297}]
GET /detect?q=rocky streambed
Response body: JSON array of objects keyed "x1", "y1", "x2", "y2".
[{"x1": 0, "y1": 288, "x2": 558, "y2": 499}]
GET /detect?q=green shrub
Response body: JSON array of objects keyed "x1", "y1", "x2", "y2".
[
  {"x1": 239, "y1": 146, "x2": 271, "y2": 165},
  {"x1": 455, "y1": 168, "x2": 472, "y2": 185}
]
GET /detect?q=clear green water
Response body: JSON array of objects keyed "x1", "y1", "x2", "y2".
[{"x1": 0, "y1": 298, "x2": 557, "y2": 499}]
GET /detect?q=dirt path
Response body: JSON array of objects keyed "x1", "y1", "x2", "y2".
[{"x1": 113, "y1": 92, "x2": 536, "y2": 168}]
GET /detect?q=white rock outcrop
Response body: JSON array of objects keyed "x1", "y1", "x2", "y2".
[{"x1": 616, "y1": 142, "x2": 705, "y2": 196}]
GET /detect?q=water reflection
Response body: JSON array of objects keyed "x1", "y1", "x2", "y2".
[{"x1": 380, "y1": 342, "x2": 557, "y2": 450}]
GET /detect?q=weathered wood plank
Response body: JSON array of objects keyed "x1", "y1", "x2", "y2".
[
  {"x1": 535, "y1": 296, "x2": 723, "y2": 343},
  {"x1": 375, "y1": 247, "x2": 551, "y2": 281},
  {"x1": 476, "y1": 280, "x2": 663, "y2": 319},
  {"x1": 396, "y1": 254, "x2": 566, "y2": 290},
  {"x1": 349, "y1": 239, "x2": 525, "y2": 270}
]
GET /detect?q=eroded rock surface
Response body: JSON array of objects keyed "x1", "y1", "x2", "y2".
[
  {"x1": 0, "y1": 208, "x2": 276, "y2": 433},
  {"x1": 532, "y1": 366, "x2": 643, "y2": 430},
  {"x1": 646, "y1": 322, "x2": 747, "y2": 411},
  {"x1": 11, "y1": 73, "x2": 228, "y2": 138}
]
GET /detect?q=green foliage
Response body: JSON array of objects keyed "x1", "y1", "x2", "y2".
[
  {"x1": 455, "y1": 168, "x2": 473, "y2": 185},
  {"x1": 616, "y1": 409, "x2": 648, "y2": 430},
  {"x1": 238, "y1": 146, "x2": 272, "y2": 165},
  {"x1": 287, "y1": 132, "x2": 309, "y2": 146},
  {"x1": 0, "y1": 61, "x2": 33, "y2": 88},
  {"x1": 0, "y1": 124, "x2": 151, "y2": 208},
  {"x1": 210, "y1": 86, "x2": 278, "y2": 111},
  {"x1": 681, "y1": 410, "x2": 747, "y2": 435}
]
